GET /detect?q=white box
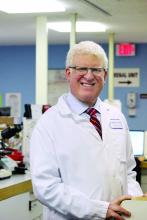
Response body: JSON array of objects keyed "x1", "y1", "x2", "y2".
[{"x1": 121, "y1": 197, "x2": 147, "y2": 220}]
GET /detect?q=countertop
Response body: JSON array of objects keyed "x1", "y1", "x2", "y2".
[{"x1": 0, "y1": 171, "x2": 32, "y2": 201}]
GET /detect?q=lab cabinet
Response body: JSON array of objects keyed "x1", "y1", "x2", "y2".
[
  {"x1": 0, "y1": 172, "x2": 42, "y2": 220},
  {"x1": 29, "y1": 192, "x2": 43, "y2": 220},
  {"x1": 0, "y1": 192, "x2": 43, "y2": 220},
  {"x1": 0, "y1": 192, "x2": 30, "y2": 220}
]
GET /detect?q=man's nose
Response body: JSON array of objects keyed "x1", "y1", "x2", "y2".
[{"x1": 84, "y1": 69, "x2": 94, "y2": 78}]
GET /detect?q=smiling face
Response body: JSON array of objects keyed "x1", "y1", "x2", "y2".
[{"x1": 66, "y1": 54, "x2": 107, "y2": 106}]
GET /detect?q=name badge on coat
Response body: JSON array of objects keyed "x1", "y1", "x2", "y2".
[{"x1": 109, "y1": 119, "x2": 123, "y2": 129}]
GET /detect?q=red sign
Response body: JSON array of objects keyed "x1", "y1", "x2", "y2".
[{"x1": 116, "y1": 43, "x2": 135, "y2": 56}]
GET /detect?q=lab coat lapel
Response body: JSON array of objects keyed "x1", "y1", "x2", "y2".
[
  {"x1": 57, "y1": 95, "x2": 86, "y2": 122},
  {"x1": 100, "y1": 101, "x2": 111, "y2": 143}
]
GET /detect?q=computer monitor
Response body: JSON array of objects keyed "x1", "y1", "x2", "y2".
[
  {"x1": 0, "y1": 107, "x2": 11, "y2": 116},
  {"x1": 129, "y1": 130, "x2": 144, "y2": 157}
]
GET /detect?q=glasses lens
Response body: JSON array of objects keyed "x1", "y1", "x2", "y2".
[
  {"x1": 70, "y1": 66, "x2": 105, "y2": 75},
  {"x1": 92, "y1": 68, "x2": 104, "y2": 75},
  {"x1": 76, "y1": 67, "x2": 88, "y2": 74}
]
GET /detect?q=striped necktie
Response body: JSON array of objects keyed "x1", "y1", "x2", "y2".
[{"x1": 86, "y1": 107, "x2": 102, "y2": 139}]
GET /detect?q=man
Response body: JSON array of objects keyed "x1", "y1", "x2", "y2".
[{"x1": 30, "y1": 41, "x2": 143, "y2": 220}]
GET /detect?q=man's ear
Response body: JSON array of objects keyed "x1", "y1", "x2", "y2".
[
  {"x1": 104, "y1": 70, "x2": 108, "y2": 81},
  {"x1": 65, "y1": 68, "x2": 71, "y2": 81}
]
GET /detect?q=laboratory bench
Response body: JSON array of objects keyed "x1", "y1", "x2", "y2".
[
  {"x1": 141, "y1": 160, "x2": 147, "y2": 169},
  {"x1": 0, "y1": 171, "x2": 43, "y2": 220},
  {"x1": 0, "y1": 170, "x2": 32, "y2": 201},
  {"x1": 140, "y1": 160, "x2": 147, "y2": 193},
  {"x1": 133, "y1": 158, "x2": 147, "y2": 193}
]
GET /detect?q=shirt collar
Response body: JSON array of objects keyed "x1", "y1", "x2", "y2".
[{"x1": 66, "y1": 92, "x2": 101, "y2": 115}]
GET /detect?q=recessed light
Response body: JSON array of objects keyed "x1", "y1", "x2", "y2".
[
  {"x1": 47, "y1": 21, "x2": 107, "y2": 32},
  {"x1": 0, "y1": 0, "x2": 66, "y2": 13}
]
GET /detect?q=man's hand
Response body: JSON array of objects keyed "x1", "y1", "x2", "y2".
[{"x1": 106, "y1": 195, "x2": 132, "y2": 220}]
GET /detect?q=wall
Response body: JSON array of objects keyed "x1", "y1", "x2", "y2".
[
  {"x1": 0, "y1": 45, "x2": 35, "y2": 115},
  {"x1": 0, "y1": 43, "x2": 147, "y2": 130},
  {"x1": 114, "y1": 44, "x2": 147, "y2": 130}
]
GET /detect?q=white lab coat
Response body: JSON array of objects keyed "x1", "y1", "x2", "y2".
[{"x1": 30, "y1": 94, "x2": 142, "y2": 220}]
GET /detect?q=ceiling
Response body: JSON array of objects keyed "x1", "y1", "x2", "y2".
[{"x1": 0, "y1": 0, "x2": 147, "y2": 45}]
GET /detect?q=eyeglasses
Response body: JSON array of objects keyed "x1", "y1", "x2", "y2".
[{"x1": 69, "y1": 66, "x2": 106, "y2": 75}]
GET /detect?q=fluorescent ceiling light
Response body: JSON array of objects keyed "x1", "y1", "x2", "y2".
[
  {"x1": 0, "y1": 0, "x2": 66, "y2": 13},
  {"x1": 48, "y1": 21, "x2": 107, "y2": 32}
]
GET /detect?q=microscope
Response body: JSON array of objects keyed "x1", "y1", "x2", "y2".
[{"x1": 0, "y1": 123, "x2": 26, "y2": 180}]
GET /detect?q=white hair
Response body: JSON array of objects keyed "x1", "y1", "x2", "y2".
[{"x1": 66, "y1": 41, "x2": 108, "y2": 69}]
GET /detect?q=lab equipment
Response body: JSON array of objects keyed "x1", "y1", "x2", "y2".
[{"x1": 130, "y1": 130, "x2": 144, "y2": 157}]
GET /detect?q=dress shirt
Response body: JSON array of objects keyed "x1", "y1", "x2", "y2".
[{"x1": 66, "y1": 92, "x2": 101, "y2": 121}]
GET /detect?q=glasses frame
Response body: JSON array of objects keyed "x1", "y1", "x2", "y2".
[{"x1": 69, "y1": 66, "x2": 106, "y2": 75}]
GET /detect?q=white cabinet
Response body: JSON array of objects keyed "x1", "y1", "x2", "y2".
[
  {"x1": 0, "y1": 171, "x2": 43, "y2": 220},
  {"x1": 29, "y1": 192, "x2": 43, "y2": 220},
  {"x1": 0, "y1": 192, "x2": 43, "y2": 220},
  {"x1": 0, "y1": 193, "x2": 31, "y2": 220}
]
